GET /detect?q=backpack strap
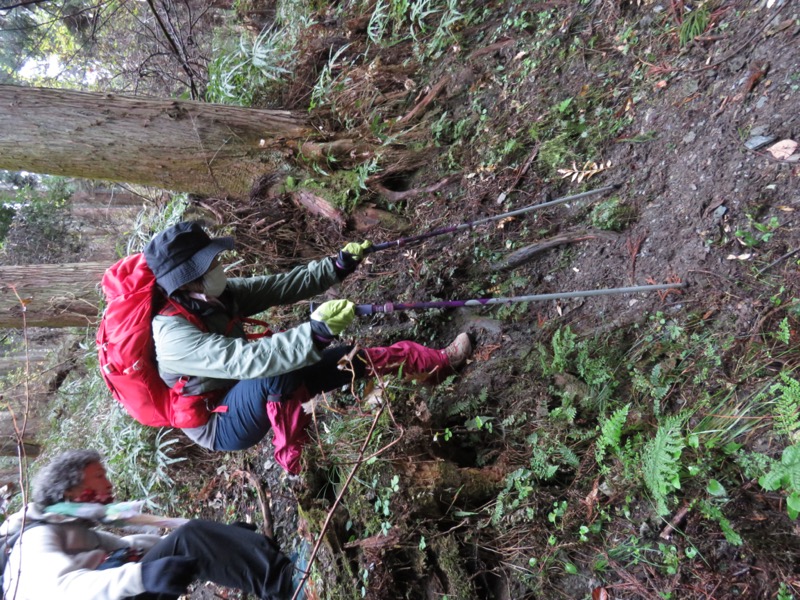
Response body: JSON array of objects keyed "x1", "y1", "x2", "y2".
[
  {"x1": 240, "y1": 317, "x2": 273, "y2": 339},
  {"x1": 2, "y1": 520, "x2": 50, "y2": 563},
  {"x1": 159, "y1": 299, "x2": 272, "y2": 340}
]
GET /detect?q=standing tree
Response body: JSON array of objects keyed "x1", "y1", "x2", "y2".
[{"x1": 0, "y1": 263, "x2": 107, "y2": 328}]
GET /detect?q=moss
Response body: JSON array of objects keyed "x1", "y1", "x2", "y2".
[
  {"x1": 589, "y1": 196, "x2": 637, "y2": 231},
  {"x1": 432, "y1": 535, "x2": 479, "y2": 599}
]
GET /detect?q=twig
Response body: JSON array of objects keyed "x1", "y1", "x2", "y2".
[
  {"x1": 491, "y1": 230, "x2": 617, "y2": 271},
  {"x1": 659, "y1": 502, "x2": 691, "y2": 540},
  {"x1": 626, "y1": 231, "x2": 647, "y2": 281},
  {"x1": 468, "y1": 38, "x2": 515, "y2": 61},
  {"x1": 291, "y1": 370, "x2": 393, "y2": 600},
  {"x1": 495, "y1": 143, "x2": 540, "y2": 205},
  {"x1": 757, "y1": 247, "x2": 800, "y2": 275},
  {"x1": 232, "y1": 469, "x2": 274, "y2": 540}
]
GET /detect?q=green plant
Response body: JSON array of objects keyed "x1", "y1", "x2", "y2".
[
  {"x1": 777, "y1": 582, "x2": 796, "y2": 600},
  {"x1": 631, "y1": 362, "x2": 676, "y2": 417},
  {"x1": 759, "y1": 444, "x2": 800, "y2": 519},
  {"x1": 492, "y1": 467, "x2": 537, "y2": 525},
  {"x1": 595, "y1": 403, "x2": 630, "y2": 464},
  {"x1": 206, "y1": 26, "x2": 294, "y2": 106},
  {"x1": 0, "y1": 177, "x2": 79, "y2": 263},
  {"x1": 642, "y1": 415, "x2": 686, "y2": 516},
  {"x1": 308, "y1": 43, "x2": 354, "y2": 111},
  {"x1": 735, "y1": 215, "x2": 780, "y2": 247},
  {"x1": 770, "y1": 372, "x2": 800, "y2": 439},
  {"x1": 698, "y1": 499, "x2": 743, "y2": 545},
  {"x1": 544, "y1": 326, "x2": 577, "y2": 374},
  {"x1": 679, "y1": 3, "x2": 710, "y2": 47}
]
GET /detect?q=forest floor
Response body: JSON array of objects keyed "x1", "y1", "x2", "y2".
[{"x1": 168, "y1": 1, "x2": 800, "y2": 599}]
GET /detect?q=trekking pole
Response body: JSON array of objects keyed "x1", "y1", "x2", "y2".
[
  {"x1": 364, "y1": 183, "x2": 620, "y2": 254},
  {"x1": 311, "y1": 282, "x2": 687, "y2": 316}
]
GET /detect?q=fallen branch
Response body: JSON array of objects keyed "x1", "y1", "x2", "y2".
[
  {"x1": 491, "y1": 230, "x2": 618, "y2": 271},
  {"x1": 468, "y1": 38, "x2": 515, "y2": 61},
  {"x1": 291, "y1": 190, "x2": 346, "y2": 228},
  {"x1": 369, "y1": 174, "x2": 460, "y2": 202},
  {"x1": 396, "y1": 75, "x2": 450, "y2": 125}
]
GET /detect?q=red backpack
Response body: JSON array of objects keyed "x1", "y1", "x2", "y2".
[{"x1": 96, "y1": 253, "x2": 218, "y2": 428}]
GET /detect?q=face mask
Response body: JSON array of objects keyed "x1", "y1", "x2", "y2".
[
  {"x1": 203, "y1": 264, "x2": 227, "y2": 297},
  {"x1": 73, "y1": 488, "x2": 114, "y2": 505}
]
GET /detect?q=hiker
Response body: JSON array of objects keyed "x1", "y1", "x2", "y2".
[
  {"x1": 0, "y1": 449, "x2": 297, "y2": 600},
  {"x1": 141, "y1": 221, "x2": 472, "y2": 473}
]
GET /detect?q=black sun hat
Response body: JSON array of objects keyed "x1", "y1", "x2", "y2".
[{"x1": 143, "y1": 221, "x2": 234, "y2": 296}]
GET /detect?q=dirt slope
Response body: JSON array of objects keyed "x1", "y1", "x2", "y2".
[{"x1": 183, "y1": 2, "x2": 800, "y2": 599}]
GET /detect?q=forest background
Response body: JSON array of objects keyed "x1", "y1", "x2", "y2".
[{"x1": 1, "y1": 0, "x2": 800, "y2": 599}]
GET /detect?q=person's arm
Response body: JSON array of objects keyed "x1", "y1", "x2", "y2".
[
  {"x1": 13, "y1": 527, "x2": 146, "y2": 600},
  {"x1": 228, "y1": 257, "x2": 339, "y2": 316},
  {"x1": 153, "y1": 317, "x2": 323, "y2": 380},
  {"x1": 99, "y1": 531, "x2": 163, "y2": 552}
]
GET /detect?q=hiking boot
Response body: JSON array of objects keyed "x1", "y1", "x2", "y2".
[{"x1": 443, "y1": 333, "x2": 472, "y2": 369}]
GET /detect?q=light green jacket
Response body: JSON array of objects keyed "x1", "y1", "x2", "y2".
[{"x1": 152, "y1": 257, "x2": 340, "y2": 397}]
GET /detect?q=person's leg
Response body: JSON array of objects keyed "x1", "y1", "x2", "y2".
[
  {"x1": 296, "y1": 337, "x2": 469, "y2": 397},
  {"x1": 212, "y1": 374, "x2": 298, "y2": 451},
  {"x1": 136, "y1": 520, "x2": 293, "y2": 600},
  {"x1": 297, "y1": 345, "x2": 366, "y2": 396}
]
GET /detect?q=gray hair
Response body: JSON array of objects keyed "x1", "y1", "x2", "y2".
[{"x1": 32, "y1": 449, "x2": 103, "y2": 507}]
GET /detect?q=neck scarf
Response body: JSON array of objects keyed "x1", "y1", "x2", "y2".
[{"x1": 44, "y1": 501, "x2": 189, "y2": 529}]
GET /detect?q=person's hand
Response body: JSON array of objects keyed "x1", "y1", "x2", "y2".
[
  {"x1": 335, "y1": 240, "x2": 372, "y2": 279},
  {"x1": 310, "y1": 299, "x2": 355, "y2": 338},
  {"x1": 141, "y1": 556, "x2": 198, "y2": 595}
]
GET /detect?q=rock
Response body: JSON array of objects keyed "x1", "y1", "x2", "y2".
[
  {"x1": 712, "y1": 205, "x2": 728, "y2": 223},
  {"x1": 729, "y1": 55, "x2": 747, "y2": 72},
  {"x1": 683, "y1": 131, "x2": 697, "y2": 143},
  {"x1": 745, "y1": 134, "x2": 777, "y2": 150},
  {"x1": 756, "y1": 96, "x2": 768, "y2": 109}
]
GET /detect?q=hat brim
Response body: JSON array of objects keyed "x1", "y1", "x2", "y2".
[{"x1": 159, "y1": 236, "x2": 234, "y2": 296}]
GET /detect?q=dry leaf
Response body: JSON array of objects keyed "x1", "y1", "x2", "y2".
[
  {"x1": 655, "y1": 80, "x2": 668, "y2": 89},
  {"x1": 778, "y1": 206, "x2": 795, "y2": 212},
  {"x1": 497, "y1": 216, "x2": 516, "y2": 229},
  {"x1": 592, "y1": 587, "x2": 610, "y2": 600},
  {"x1": 767, "y1": 139, "x2": 798, "y2": 160}
]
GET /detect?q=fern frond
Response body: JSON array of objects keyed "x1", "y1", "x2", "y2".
[
  {"x1": 550, "y1": 326, "x2": 577, "y2": 373},
  {"x1": 771, "y1": 372, "x2": 800, "y2": 438},
  {"x1": 781, "y1": 444, "x2": 800, "y2": 491},
  {"x1": 700, "y1": 501, "x2": 743, "y2": 546},
  {"x1": 642, "y1": 415, "x2": 685, "y2": 515},
  {"x1": 557, "y1": 443, "x2": 580, "y2": 469},
  {"x1": 595, "y1": 403, "x2": 630, "y2": 464}
]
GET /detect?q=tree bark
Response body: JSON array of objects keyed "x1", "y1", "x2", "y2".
[
  {"x1": 0, "y1": 263, "x2": 106, "y2": 328},
  {"x1": 0, "y1": 85, "x2": 314, "y2": 198}
]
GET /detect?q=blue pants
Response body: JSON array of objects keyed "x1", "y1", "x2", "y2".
[{"x1": 212, "y1": 346, "x2": 366, "y2": 451}]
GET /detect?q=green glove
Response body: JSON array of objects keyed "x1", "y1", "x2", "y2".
[
  {"x1": 335, "y1": 240, "x2": 373, "y2": 278},
  {"x1": 310, "y1": 299, "x2": 356, "y2": 337},
  {"x1": 342, "y1": 240, "x2": 372, "y2": 259}
]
